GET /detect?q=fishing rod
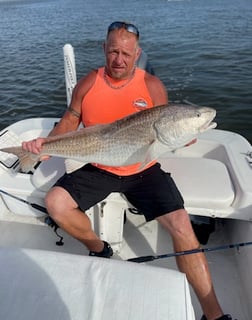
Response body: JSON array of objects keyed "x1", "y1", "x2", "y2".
[
  {"x1": 127, "y1": 241, "x2": 252, "y2": 263},
  {"x1": 0, "y1": 188, "x2": 48, "y2": 213},
  {"x1": 2, "y1": 189, "x2": 251, "y2": 259},
  {"x1": 0, "y1": 188, "x2": 63, "y2": 245}
]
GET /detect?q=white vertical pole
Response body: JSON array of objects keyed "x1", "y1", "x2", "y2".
[{"x1": 63, "y1": 44, "x2": 77, "y2": 106}]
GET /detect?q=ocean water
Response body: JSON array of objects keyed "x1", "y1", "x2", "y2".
[{"x1": 0, "y1": 0, "x2": 251, "y2": 140}]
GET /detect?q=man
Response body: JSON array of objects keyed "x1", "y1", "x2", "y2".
[{"x1": 23, "y1": 21, "x2": 232, "y2": 320}]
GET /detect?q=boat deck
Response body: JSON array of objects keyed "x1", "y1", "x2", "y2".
[{"x1": 0, "y1": 211, "x2": 251, "y2": 319}]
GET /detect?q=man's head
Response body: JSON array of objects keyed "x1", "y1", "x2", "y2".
[{"x1": 104, "y1": 21, "x2": 141, "y2": 80}]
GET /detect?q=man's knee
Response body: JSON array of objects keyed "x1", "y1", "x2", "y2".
[
  {"x1": 157, "y1": 209, "x2": 195, "y2": 238},
  {"x1": 45, "y1": 187, "x2": 58, "y2": 209},
  {"x1": 45, "y1": 187, "x2": 76, "y2": 218}
]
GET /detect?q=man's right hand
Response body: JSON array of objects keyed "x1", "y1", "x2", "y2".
[{"x1": 22, "y1": 138, "x2": 50, "y2": 160}]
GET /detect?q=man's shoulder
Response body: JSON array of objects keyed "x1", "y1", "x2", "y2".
[
  {"x1": 143, "y1": 71, "x2": 168, "y2": 106},
  {"x1": 80, "y1": 69, "x2": 98, "y2": 83},
  {"x1": 143, "y1": 69, "x2": 159, "y2": 81},
  {"x1": 76, "y1": 69, "x2": 98, "y2": 95},
  {"x1": 144, "y1": 70, "x2": 165, "y2": 90}
]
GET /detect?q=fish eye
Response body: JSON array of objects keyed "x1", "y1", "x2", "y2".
[{"x1": 196, "y1": 112, "x2": 201, "y2": 117}]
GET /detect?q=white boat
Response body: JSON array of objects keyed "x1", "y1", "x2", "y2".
[{"x1": 0, "y1": 45, "x2": 251, "y2": 320}]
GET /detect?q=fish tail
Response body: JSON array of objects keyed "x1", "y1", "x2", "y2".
[{"x1": 0, "y1": 146, "x2": 40, "y2": 172}]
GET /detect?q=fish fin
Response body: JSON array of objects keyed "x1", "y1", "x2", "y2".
[
  {"x1": 138, "y1": 140, "x2": 171, "y2": 170},
  {"x1": 0, "y1": 146, "x2": 40, "y2": 173},
  {"x1": 65, "y1": 159, "x2": 86, "y2": 174}
]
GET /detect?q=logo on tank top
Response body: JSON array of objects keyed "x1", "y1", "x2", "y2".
[{"x1": 133, "y1": 98, "x2": 148, "y2": 111}]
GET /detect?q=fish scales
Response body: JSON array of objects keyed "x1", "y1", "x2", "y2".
[
  {"x1": 42, "y1": 106, "x2": 161, "y2": 163},
  {"x1": 0, "y1": 104, "x2": 217, "y2": 172}
]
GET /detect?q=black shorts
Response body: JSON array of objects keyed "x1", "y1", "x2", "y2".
[{"x1": 54, "y1": 163, "x2": 184, "y2": 222}]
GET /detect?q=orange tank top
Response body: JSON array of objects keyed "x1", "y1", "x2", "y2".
[{"x1": 81, "y1": 67, "x2": 156, "y2": 176}]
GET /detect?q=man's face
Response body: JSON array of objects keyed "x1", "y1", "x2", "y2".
[{"x1": 104, "y1": 29, "x2": 141, "y2": 80}]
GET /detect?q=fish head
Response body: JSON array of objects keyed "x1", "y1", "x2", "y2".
[
  {"x1": 154, "y1": 105, "x2": 217, "y2": 149},
  {"x1": 177, "y1": 106, "x2": 217, "y2": 133}
]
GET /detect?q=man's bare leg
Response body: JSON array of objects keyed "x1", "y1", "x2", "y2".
[
  {"x1": 157, "y1": 209, "x2": 224, "y2": 320},
  {"x1": 45, "y1": 186, "x2": 104, "y2": 252}
]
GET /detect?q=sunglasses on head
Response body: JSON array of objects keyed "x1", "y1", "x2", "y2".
[{"x1": 107, "y1": 21, "x2": 140, "y2": 38}]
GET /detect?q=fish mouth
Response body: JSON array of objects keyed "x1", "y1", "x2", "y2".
[
  {"x1": 198, "y1": 107, "x2": 217, "y2": 132},
  {"x1": 200, "y1": 120, "x2": 217, "y2": 132}
]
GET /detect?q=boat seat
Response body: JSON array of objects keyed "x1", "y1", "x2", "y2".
[
  {"x1": 0, "y1": 248, "x2": 195, "y2": 320},
  {"x1": 159, "y1": 157, "x2": 235, "y2": 210},
  {"x1": 31, "y1": 157, "x2": 66, "y2": 192},
  {"x1": 136, "y1": 50, "x2": 154, "y2": 75}
]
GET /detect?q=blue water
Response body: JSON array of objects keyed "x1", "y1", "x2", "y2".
[{"x1": 0, "y1": 0, "x2": 251, "y2": 140}]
